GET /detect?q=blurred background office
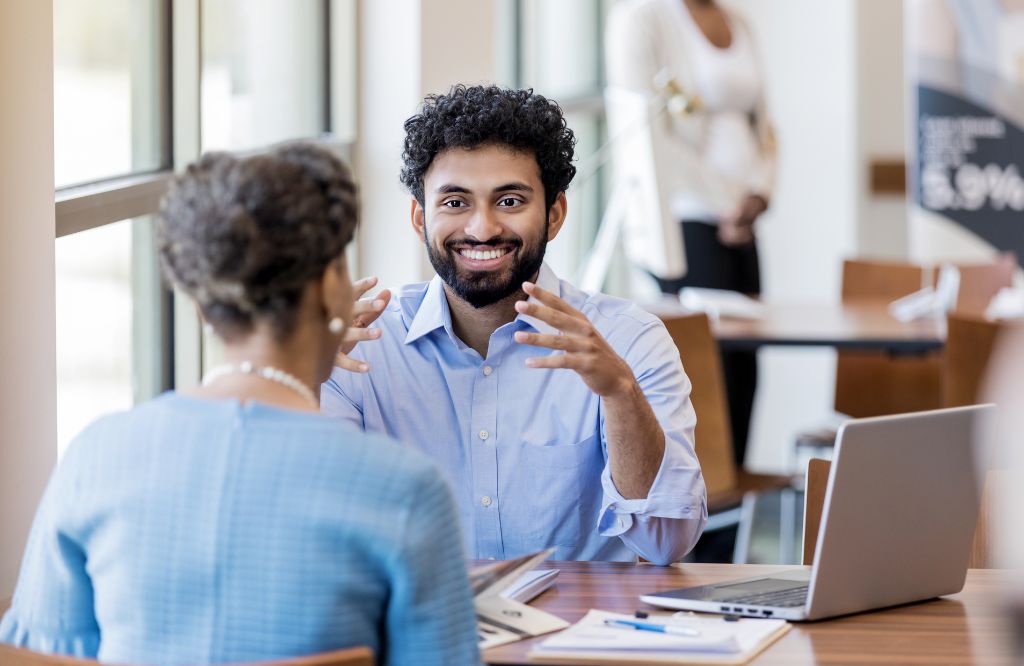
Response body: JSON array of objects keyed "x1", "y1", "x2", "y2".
[{"x1": 2, "y1": 0, "x2": 1020, "y2": 601}]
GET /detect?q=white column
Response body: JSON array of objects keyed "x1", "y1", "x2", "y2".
[
  {"x1": 355, "y1": 0, "x2": 502, "y2": 290},
  {"x1": 0, "y1": 0, "x2": 57, "y2": 597},
  {"x1": 855, "y1": 0, "x2": 909, "y2": 259},
  {"x1": 726, "y1": 0, "x2": 859, "y2": 475}
]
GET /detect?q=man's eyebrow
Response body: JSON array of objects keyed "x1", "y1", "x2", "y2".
[
  {"x1": 435, "y1": 184, "x2": 472, "y2": 195},
  {"x1": 492, "y1": 182, "x2": 534, "y2": 193}
]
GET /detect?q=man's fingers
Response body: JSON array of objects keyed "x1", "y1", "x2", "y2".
[
  {"x1": 522, "y1": 281, "x2": 581, "y2": 316},
  {"x1": 333, "y1": 353, "x2": 370, "y2": 373},
  {"x1": 513, "y1": 300, "x2": 590, "y2": 335},
  {"x1": 523, "y1": 353, "x2": 591, "y2": 370},
  {"x1": 352, "y1": 276, "x2": 379, "y2": 299},
  {"x1": 342, "y1": 326, "x2": 381, "y2": 344},
  {"x1": 513, "y1": 331, "x2": 591, "y2": 353},
  {"x1": 350, "y1": 291, "x2": 390, "y2": 327}
]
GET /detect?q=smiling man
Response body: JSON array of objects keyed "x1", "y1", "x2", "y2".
[{"x1": 321, "y1": 85, "x2": 706, "y2": 564}]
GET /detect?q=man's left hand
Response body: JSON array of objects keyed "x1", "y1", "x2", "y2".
[{"x1": 513, "y1": 281, "x2": 637, "y2": 398}]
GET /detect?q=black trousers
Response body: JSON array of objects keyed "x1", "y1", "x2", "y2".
[{"x1": 655, "y1": 221, "x2": 760, "y2": 468}]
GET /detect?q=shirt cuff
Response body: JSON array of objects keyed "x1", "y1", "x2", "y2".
[{"x1": 597, "y1": 445, "x2": 704, "y2": 538}]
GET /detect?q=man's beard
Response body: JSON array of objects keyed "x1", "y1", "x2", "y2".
[{"x1": 425, "y1": 229, "x2": 548, "y2": 309}]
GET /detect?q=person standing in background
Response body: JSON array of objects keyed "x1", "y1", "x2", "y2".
[{"x1": 606, "y1": 0, "x2": 777, "y2": 473}]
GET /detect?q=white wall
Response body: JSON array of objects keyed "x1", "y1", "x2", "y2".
[
  {"x1": 857, "y1": 0, "x2": 910, "y2": 259},
  {"x1": 355, "y1": 0, "x2": 503, "y2": 291},
  {"x1": 726, "y1": 0, "x2": 859, "y2": 473},
  {"x1": 0, "y1": 0, "x2": 57, "y2": 597}
]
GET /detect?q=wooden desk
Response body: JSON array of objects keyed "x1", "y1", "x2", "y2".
[
  {"x1": 484, "y1": 561, "x2": 1013, "y2": 665},
  {"x1": 652, "y1": 301, "x2": 945, "y2": 353}
]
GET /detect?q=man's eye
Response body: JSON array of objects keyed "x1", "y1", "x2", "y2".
[
  {"x1": 443, "y1": 200, "x2": 467, "y2": 208},
  {"x1": 497, "y1": 197, "x2": 521, "y2": 207}
]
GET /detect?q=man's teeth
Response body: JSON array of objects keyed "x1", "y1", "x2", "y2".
[{"x1": 460, "y1": 248, "x2": 509, "y2": 261}]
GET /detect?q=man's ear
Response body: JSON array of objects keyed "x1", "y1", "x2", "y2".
[
  {"x1": 410, "y1": 198, "x2": 427, "y2": 243},
  {"x1": 546, "y1": 191, "x2": 568, "y2": 241}
]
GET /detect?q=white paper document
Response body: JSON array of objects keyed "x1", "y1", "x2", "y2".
[
  {"x1": 499, "y1": 568, "x2": 558, "y2": 604},
  {"x1": 530, "y1": 610, "x2": 790, "y2": 664},
  {"x1": 472, "y1": 549, "x2": 569, "y2": 650},
  {"x1": 678, "y1": 287, "x2": 766, "y2": 320}
]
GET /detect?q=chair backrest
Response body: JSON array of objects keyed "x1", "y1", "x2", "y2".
[
  {"x1": 968, "y1": 470, "x2": 1008, "y2": 569},
  {"x1": 953, "y1": 253, "x2": 1016, "y2": 317},
  {"x1": 841, "y1": 258, "x2": 929, "y2": 302},
  {"x1": 802, "y1": 459, "x2": 996, "y2": 569},
  {"x1": 801, "y1": 458, "x2": 832, "y2": 565},
  {"x1": 943, "y1": 314, "x2": 1002, "y2": 408},
  {"x1": 0, "y1": 645, "x2": 375, "y2": 666},
  {"x1": 835, "y1": 259, "x2": 942, "y2": 418},
  {"x1": 661, "y1": 312, "x2": 737, "y2": 496}
]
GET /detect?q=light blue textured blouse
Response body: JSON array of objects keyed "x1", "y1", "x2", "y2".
[{"x1": 0, "y1": 393, "x2": 479, "y2": 666}]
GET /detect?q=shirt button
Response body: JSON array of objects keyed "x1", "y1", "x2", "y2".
[
  {"x1": 481, "y1": 495, "x2": 493, "y2": 507},
  {"x1": 483, "y1": 365, "x2": 493, "y2": 376},
  {"x1": 479, "y1": 429, "x2": 489, "y2": 441}
]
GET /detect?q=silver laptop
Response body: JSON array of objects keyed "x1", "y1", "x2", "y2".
[{"x1": 641, "y1": 405, "x2": 990, "y2": 621}]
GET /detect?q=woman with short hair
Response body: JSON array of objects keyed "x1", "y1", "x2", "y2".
[{"x1": 0, "y1": 144, "x2": 480, "y2": 666}]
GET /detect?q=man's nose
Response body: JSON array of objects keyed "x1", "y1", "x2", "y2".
[{"x1": 464, "y1": 207, "x2": 503, "y2": 242}]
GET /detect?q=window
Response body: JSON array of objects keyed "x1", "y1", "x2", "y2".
[
  {"x1": 53, "y1": 0, "x2": 166, "y2": 188},
  {"x1": 52, "y1": 0, "x2": 353, "y2": 452},
  {"x1": 55, "y1": 218, "x2": 167, "y2": 455},
  {"x1": 514, "y1": 0, "x2": 617, "y2": 283},
  {"x1": 201, "y1": 0, "x2": 327, "y2": 151}
]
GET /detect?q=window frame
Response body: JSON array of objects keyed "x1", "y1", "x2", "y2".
[
  {"x1": 53, "y1": 0, "x2": 356, "y2": 402},
  {"x1": 513, "y1": 0, "x2": 613, "y2": 280}
]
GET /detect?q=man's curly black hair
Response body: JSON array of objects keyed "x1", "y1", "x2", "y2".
[{"x1": 400, "y1": 85, "x2": 577, "y2": 211}]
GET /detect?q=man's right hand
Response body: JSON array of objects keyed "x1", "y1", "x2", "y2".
[{"x1": 334, "y1": 276, "x2": 391, "y2": 373}]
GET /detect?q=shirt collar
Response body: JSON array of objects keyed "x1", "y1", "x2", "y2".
[
  {"x1": 403, "y1": 262, "x2": 562, "y2": 345},
  {"x1": 403, "y1": 275, "x2": 452, "y2": 345}
]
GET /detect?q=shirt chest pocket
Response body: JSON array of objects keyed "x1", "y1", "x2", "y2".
[{"x1": 501, "y1": 432, "x2": 605, "y2": 550}]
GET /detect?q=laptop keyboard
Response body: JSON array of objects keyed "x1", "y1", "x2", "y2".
[{"x1": 717, "y1": 584, "x2": 808, "y2": 608}]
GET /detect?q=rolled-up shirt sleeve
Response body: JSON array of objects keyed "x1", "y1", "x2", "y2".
[{"x1": 597, "y1": 319, "x2": 708, "y2": 565}]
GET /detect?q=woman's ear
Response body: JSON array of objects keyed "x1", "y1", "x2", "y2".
[
  {"x1": 546, "y1": 191, "x2": 568, "y2": 241},
  {"x1": 319, "y1": 255, "x2": 353, "y2": 326}
]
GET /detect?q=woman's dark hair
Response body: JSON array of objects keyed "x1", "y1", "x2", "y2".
[
  {"x1": 399, "y1": 85, "x2": 577, "y2": 210},
  {"x1": 157, "y1": 143, "x2": 358, "y2": 341}
]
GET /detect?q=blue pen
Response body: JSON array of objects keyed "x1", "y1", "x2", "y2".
[{"x1": 603, "y1": 618, "x2": 701, "y2": 637}]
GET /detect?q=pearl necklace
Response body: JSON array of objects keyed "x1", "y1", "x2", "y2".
[{"x1": 202, "y1": 361, "x2": 318, "y2": 407}]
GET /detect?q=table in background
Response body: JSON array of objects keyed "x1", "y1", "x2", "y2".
[
  {"x1": 648, "y1": 301, "x2": 945, "y2": 353},
  {"x1": 483, "y1": 561, "x2": 1012, "y2": 665}
]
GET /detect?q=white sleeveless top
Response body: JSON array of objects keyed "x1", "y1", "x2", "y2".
[
  {"x1": 606, "y1": 0, "x2": 775, "y2": 224},
  {"x1": 671, "y1": 1, "x2": 762, "y2": 222}
]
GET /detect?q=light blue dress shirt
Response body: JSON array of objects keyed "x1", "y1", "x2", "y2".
[
  {"x1": 322, "y1": 264, "x2": 707, "y2": 565},
  {"x1": 0, "y1": 393, "x2": 479, "y2": 666}
]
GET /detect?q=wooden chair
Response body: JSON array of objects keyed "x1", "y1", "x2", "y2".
[
  {"x1": 798, "y1": 256, "x2": 1016, "y2": 450},
  {"x1": 951, "y1": 253, "x2": 1016, "y2": 317},
  {"x1": 662, "y1": 313, "x2": 792, "y2": 563},
  {"x1": 802, "y1": 458, "x2": 1001, "y2": 569},
  {"x1": 832, "y1": 259, "x2": 942, "y2": 420},
  {"x1": 803, "y1": 313, "x2": 1007, "y2": 567},
  {"x1": 800, "y1": 458, "x2": 831, "y2": 565},
  {"x1": 943, "y1": 313, "x2": 1003, "y2": 408},
  {"x1": 0, "y1": 645, "x2": 374, "y2": 666}
]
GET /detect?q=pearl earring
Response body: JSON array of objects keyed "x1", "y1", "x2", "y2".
[{"x1": 328, "y1": 317, "x2": 344, "y2": 334}]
